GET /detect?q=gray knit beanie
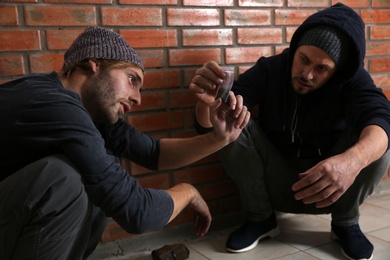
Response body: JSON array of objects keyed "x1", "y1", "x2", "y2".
[
  {"x1": 297, "y1": 26, "x2": 349, "y2": 66},
  {"x1": 61, "y1": 26, "x2": 144, "y2": 73}
]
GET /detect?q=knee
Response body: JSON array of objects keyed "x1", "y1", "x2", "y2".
[
  {"x1": 354, "y1": 150, "x2": 390, "y2": 189},
  {"x1": 24, "y1": 155, "x2": 89, "y2": 215},
  {"x1": 35, "y1": 154, "x2": 84, "y2": 191}
]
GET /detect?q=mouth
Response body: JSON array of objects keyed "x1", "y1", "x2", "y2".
[
  {"x1": 119, "y1": 102, "x2": 131, "y2": 115},
  {"x1": 296, "y1": 78, "x2": 313, "y2": 89}
]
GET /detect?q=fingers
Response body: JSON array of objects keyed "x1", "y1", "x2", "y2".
[
  {"x1": 189, "y1": 188, "x2": 212, "y2": 237},
  {"x1": 292, "y1": 169, "x2": 346, "y2": 208},
  {"x1": 295, "y1": 185, "x2": 343, "y2": 208},
  {"x1": 292, "y1": 170, "x2": 322, "y2": 192},
  {"x1": 189, "y1": 61, "x2": 225, "y2": 95},
  {"x1": 194, "y1": 212, "x2": 212, "y2": 237},
  {"x1": 235, "y1": 107, "x2": 250, "y2": 129}
]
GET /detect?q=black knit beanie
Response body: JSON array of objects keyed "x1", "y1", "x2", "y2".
[
  {"x1": 61, "y1": 26, "x2": 144, "y2": 73},
  {"x1": 297, "y1": 26, "x2": 349, "y2": 66}
]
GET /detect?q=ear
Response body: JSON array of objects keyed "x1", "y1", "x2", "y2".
[{"x1": 88, "y1": 59, "x2": 99, "y2": 73}]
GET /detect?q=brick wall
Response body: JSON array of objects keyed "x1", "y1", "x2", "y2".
[{"x1": 1, "y1": 0, "x2": 390, "y2": 243}]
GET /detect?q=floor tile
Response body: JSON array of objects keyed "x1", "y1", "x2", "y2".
[
  {"x1": 273, "y1": 251, "x2": 320, "y2": 259},
  {"x1": 369, "y1": 226, "x2": 390, "y2": 242},
  {"x1": 304, "y1": 242, "x2": 347, "y2": 259},
  {"x1": 365, "y1": 195, "x2": 390, "y2": 210},
  {"x1": 365, "y1": 235, "x2": 390, "y2": 260},
  {"x1": 275, "y1": 214, "x2": 332, "y2": 251},
  {"x1": 188, "y1": 234, "x2": 299, "y2": 260},
  {"x1": 359, "y1": 203, "x2": 390, "y2": 232}
]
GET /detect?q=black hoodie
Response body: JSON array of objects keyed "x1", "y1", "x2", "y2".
[{"x1": 199, "y1": 3, "x2": 390, "y2": 161}]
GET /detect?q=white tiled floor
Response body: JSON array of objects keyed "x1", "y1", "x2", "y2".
[{"x1": 114, "y1": 193, "x2": 390, "y2": 260}]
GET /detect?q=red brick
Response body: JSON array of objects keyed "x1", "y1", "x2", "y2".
[
  {"x1": 331, "y1": 0, "x2": 369, "y2": 7},
  {"x1": 366, "y1": 41, "x2": 390, "y2": 57},
  {"x1": 143, "y1": 69, "x2": 180, "y2": 89},
  {"x1": 238, "y1": 65, "x2": 252, "y2": 75},
  {"x1": 45, "y1": 29, "x2": 84, "y2": 50},
  {"x1": 0, "y1": 5, "x2": 18, "y2": 26},
  {"x1": 383, "y1": 88, "x2": 390, "y2": 99},
  {"x1": 0, "y1": 30, "x2": 41, "y2": 51},
  {"x1": 2, "y1": 0, "x2": 36, "y2": 2},
  {"x1": 170, "y1": 129, "x2": 198, "y2": 138},
  {"x1": 24, "y1": 5, "x2": 96, "y2": 26},
  {"x1": 183, "y1": 0, "x2": 233, "y2": 6},
  {"x1": 362, "y1": 10, "x2": 390, "y2": 24},
  {"x1": 136, "y1": 173, "x2": 171, "y2": 189},
  {"x1": 219, "y1": 196, "x2": 242, "y2": 214},
  {"x1": 237, "y1": 28, "x2": 282, "y2": 44},
  {"x1": 173, "y1": 164, "x2": 225, "y2": 185},
  {"x1": 120, "y1": 158, "x2": 130, "y2": 173},
  {"x1": 102, "y1": 7, "x2": 162, "y2": 26},
  {"x1": 119, "y1": 0, "x2": 177, "y2": 4},
  {"x1": 0, "y1": 79, "x2": 11, "y2": 84},
  {"x1": 129, "y1": 162, "x2": 152, "y2": 176},
  {"x1": 137, "y1": 50, "x2": 165, "y2": 69},
  {"x1": 369, "y1": 57, "x2": 390, "y2": 73},
  {"x1": 183, "y1": 29, "x2": 232, "y2": 46},
  {"x1": 29, "y1": 53, "x2": 64, "y2": 73},
  {"x1": 167, "y1": 8, "x2": 220, "y2": 26},
  {"x1": 120, "y1": 29, "x2": 177, "y2": 48},
  {"x1": 224, "y1": 9, "x2": 271, "y2": 26},
  {"x1": 288, "y1": 0, "x2": 328, "y2": 7},
  {"x1": 183, "y1": 68, "x2": 197, "y2": 86},
  {"x1": 373, "y1": 0, "x2": 390, "y2": 7},
  {"x1": 225, "y1": 46, "x2": 272, "y2": 64},
  {"x1": 0, "y1": 55, "x2": 25, "y2": 76},
  {"x1": 131, "y1": 92, "x2": 166, "y2": 112},
  {"x1": 238, "y1": 0, "x2": 282, "y2": 7},
  {"x1": 169, "y1": 48, "x2": 221, "y2": 66},
  {"x1": 373, "y1": 74, "x2": 390, "y2": 88},
  {"x1": 276, "y1": 45, "x2": 289, "y2": 54},
  {"x1": 286, "y1": 26, "x2": 298, "y2": 42},
  {"x1": 275, "y1": 9, "x2": 317, "y2": 26},
  {"x1": 166, "y1": 206, "x2": 200, "y2": 227},
  {"x1": 45, "y1": 0, "x2": 112, "y2": 3},
  {"x1": 370, "y1": 26, "x2": 390, "y2": 40},
  {"x1": 127, "y1": 111, "x2": 185, "y2": 132},
  {"x1": 197, "y1": 180, "x2": 239, "y2": 201},
  {"x1": 169, "y1": 89, "x2": 198, "y2": 109}
]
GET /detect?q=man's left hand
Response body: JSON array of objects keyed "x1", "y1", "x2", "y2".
[{"x1": 292, "y1": 153, "x2": 363, "y2": 208}]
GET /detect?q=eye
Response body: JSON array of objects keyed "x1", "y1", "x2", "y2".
[
  {"x1": 317, "y1": 65, "x2": 330, "y2": 72},
  {"x1": 128, "y1": 75, "x2": 135, "y2": 88},
  {"x1": 300, "y1": 55, "x2": 308, "y2": 64}
]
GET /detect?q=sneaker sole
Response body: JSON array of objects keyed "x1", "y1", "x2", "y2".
[
  {"x1": 331, "y1": 231, "x2": 373, "y2": 260},
  {"x1": 226, "y1": 226, "x2": 280, "y2": 253}
]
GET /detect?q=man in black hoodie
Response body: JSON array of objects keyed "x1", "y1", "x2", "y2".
[{"x1": 190, "y1": 3, "x2": 390, "y2": 260}]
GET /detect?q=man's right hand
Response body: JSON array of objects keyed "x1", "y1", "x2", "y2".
[
  {"x1": 190, "y1": 61, "x2": 249, "y2": 132},
  {"x1": 165, "y1": 183, "x2": 211, "y2": 237},
  {"x1": 189, "y1": 61, "x2": 226, "y2": 105}
]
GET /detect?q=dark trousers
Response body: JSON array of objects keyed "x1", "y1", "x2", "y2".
[
  {"x1": 219, "y1": 119, "x2": 390, "y2": 225},
  {"x1": 0, "y1": 155, "x2": 107, "y2": 260}
]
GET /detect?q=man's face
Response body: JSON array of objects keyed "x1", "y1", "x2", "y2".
[
  {"x1": 82, "y1": 65, "x2": 144, "y2": 124},
  {"x1": 291, "y1": 45, "x2": 337, "y2": 95}
]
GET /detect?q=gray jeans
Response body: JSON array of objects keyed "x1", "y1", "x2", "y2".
[
  {"x1": 219, "y1": 119, "x2": 390, "y2": 226},
  {"x1": 0, "y1": 155, "x2": 107, "y2": 260}
]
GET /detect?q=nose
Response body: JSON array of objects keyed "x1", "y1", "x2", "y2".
[
  {"x1": 302, "y1": 66, "x2": 314, "y2": 81},
  {"x1": 130, "y1": 90, "x2": 141, "y2": 106}
]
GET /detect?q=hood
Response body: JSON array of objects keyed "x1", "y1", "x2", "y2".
[{"x1": 288, "y1": 2, "x2": 365, "y2": 85}]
